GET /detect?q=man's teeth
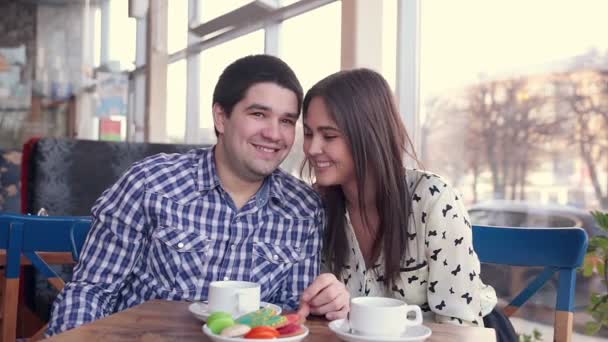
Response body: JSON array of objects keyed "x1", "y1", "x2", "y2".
[
  {"x1": 256, "y1": 146, "x2": 277, "y2": 153},
  {"x1": 316, "y1": 162, "x2": 331, "y2": 168}
]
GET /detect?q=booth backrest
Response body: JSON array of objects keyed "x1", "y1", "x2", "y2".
[{"x1": 21, "y1": 138, "x2": 205, "y2": 216}]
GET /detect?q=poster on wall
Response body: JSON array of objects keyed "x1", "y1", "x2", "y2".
[
  {"x1": 95, "y1": 71, "x2": 128, "y2": 117},
  {"x1": 99, "y1": 118, "x2": 122, "y2": 141}
]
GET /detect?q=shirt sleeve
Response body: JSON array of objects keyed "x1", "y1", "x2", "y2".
[
  {"x1": 422, "y1": 178, "x2": 490, "y2": 327},
  {"x1": 272, "y1": 206, "x2": 325, "y2": 310},
  {"x1": 47, "y1": 162, "x2": 149, "y2": 336}
]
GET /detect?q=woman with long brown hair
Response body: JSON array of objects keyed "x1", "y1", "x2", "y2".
[{"x1": 296, "y1": 69, "x2": 516, "y2": 341}]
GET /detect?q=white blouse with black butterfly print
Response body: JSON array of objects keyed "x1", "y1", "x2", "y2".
[{"x1": 330, "y1": 169, "x2": 497, "y2": 327}]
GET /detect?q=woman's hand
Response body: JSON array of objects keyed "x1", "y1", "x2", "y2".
[{"x1": 297, "y1": 273, "x2": 350, "y2": 320}]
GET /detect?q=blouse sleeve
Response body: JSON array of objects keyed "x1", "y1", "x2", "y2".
[{"x1": 420, "y1": 176, "x2": 490, "y2": 327}]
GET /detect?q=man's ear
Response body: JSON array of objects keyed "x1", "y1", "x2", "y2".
[{"x1": 213, "y1": 103, "x2": 227, "y2": 135}]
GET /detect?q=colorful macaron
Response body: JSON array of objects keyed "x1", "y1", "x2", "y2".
[
  {"x1": 244, "y1": 326, "x2": 280, "y2": 339},
  {"x1": 220, "y1": 324, "x2": 251, "y2": 337},
  {"x1": 236, "y1": 308, "x2": 287, "y2": 328},
  {"x1": 207, "y1": 311, "x2": 235, "y2": 334}
]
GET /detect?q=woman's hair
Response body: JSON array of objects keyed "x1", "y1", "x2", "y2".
[{"x1": 302, "y1": 68, "x2": 419, "y2": 288}]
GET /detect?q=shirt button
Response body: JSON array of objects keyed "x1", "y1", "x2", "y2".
[
  {"x1": 273, "y1": 254, "x2": 279, "y2": 261},
  {"x1": 177, "y1": 242, "x2": 184, "y2": 248},
  {"x1": 230, "y1": 244, "x2": 235, "y2": 249}
]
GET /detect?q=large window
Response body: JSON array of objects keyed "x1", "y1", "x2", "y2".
[
  {"x1": 198, "y1": 30, "x2": 265, "y2": 145},
  {"x1": 279, "y1": 1, "x2": 341, "y2": 175},
  {"x1": 420, "y1": 1, "x2": 608, "y2": 339}
]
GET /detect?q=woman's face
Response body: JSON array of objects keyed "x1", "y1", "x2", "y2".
[{"x1": 303, "y1": 97, "x2": 355, "y2": 187}]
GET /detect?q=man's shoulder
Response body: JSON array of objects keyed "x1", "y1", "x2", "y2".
[
  {"x1": 271, "y1": 169, "x2": 323, "y2": 215},
  {"x1": 134, "y1": 148, "x2": 204, "y2": 173}
]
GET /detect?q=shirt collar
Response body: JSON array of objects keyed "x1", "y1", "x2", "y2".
[{"x1": 195, "y1": 146, "x2": 287, "y2": 205}]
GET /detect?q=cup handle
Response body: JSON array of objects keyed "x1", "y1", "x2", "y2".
[
  {"x1": 404, "y1": 305, "x2": 423, "y2": 326},
  {"x1": 236, "y1": 290, "x2": 248, "y2": 314}
]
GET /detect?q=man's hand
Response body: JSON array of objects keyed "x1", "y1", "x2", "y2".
[{"x1": 297, "y1": 273, "x2": 350, "y2": 321}]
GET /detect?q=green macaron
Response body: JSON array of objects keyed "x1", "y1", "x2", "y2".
[{"x1": 207, "y1": 312, "x2": 235, "y2": 334}]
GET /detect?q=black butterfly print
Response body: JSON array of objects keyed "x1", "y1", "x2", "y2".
[
  {"x1": 422, "y1": 212, "x2": 427, "y2": 223},
  {"x1": 472, "y1": 320, "x2": 479, "y2": 325},
  {"x1": 425, "y1": 240, "x2": 429, "y2": 247},
  {"x1": 469, "y1": 271, "x2": 477, "y2": 281},
  {"x1": 343, "y1": 264, "x2": 351, "y2": 269},
  {"x1": 429, "y1": 185, "x2": 440, "y2": 196},
  {"x1": 479, "y1": 311, "x2": 483, "y2": 317},
  {"x1": 442, "y1": 204, "x2": 453, "y2": 217},
  {"x1": 359, "y1": 283, "x2": 363, "y2": 293},
  {"x1": 406, "y1": 232, "x2": 417, "y2": 241},
  {"x1": 392, "y1": 285, "x2": 405, "y2": 297},
  {"x1": 435, "y1": 300, "x2": 446, "y2": 310},
  {"x1": 450, "y1": 317, "x2": 463, "y2": 324},
  {"x1": 443, "y1": 259, "x2": 448, "y2": 266},
  {"x1": 356, "y1": 263, "x2": 360, "y2": 271},
  {"x1": 423, "y1": 174, "x2": 431, "y2": 180},
  {"x1": 344, "y1": 273, "x2": 353, "y2": 285},
  {"x1": 455, "y1": 195, "x2": 459, "y2": 200},
  {"x1": 421, "y1": 303, "x2": 431, "y2": 312},
  {"x1": 365, "y1": 287, "x2": 371, "y2": 296},
  {"x1": 442, "y1": 231, "x2": 446, "y2": 239},
  {"x1": 430, "y1": 248, "x2": 442, "y2": 261},
  {"x1": 452, "y1": 214, "x2": 458, "y2": 219},
  {"x1": 429, "y1": 280, "x2": 438, "y2": 293},
  {"x1": 454, "y1": 237, "x2": 464, "y2": 246},
  {"x1": 376, "y1": 275, "x2": 385, "y2": 283},
  {"x1": 468, "y1": 247, "x2": 474, "y2": 255},
  {"x1": 464, "y1": 217, "x2": 471, "y2": 228},
  {"x1": 449, "y1": 287, "x2": 455, "y2": 294},
  {"x1": 362, "y1": 270, "x2": 366, "y2": 275},
  {"x1": 428, "y1": 230, "x2": 437, "y2": 237},
  {"x1": 352, "y1": 247, "x2": 356, "y2": 255},
  {"x1": 406, "y1": 257, "x2": 416, "y2": 267},
  {"x1": 461, "y1": 292, "x2": 472, "y2": 304},
  {"x1": 420, "y1": 280, "x2": 427, "y2": 285},
  {"x1": 410, "y1": 181, "x2": 414, "y2": 187},
  {"x1": 408, "y1": 275, "x2": 419, "y2": 284},
  {"x1": 451, "y1": 264, "x2": 461, "y2": 276},
  {"x1": 413, "y1": 193, "x2": 421, "y2": 202}
]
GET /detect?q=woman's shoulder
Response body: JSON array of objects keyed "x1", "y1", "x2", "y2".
[{"x1": 404, "y1": 168, "x2": 453, "y2": 192}]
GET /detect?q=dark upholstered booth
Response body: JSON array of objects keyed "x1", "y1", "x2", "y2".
[
  {"x1": 18, "y1": 137, "x2": 205, "y2": 323},
  {"x1": 22, "y1": 138, "x2": 204, "y2": 216}
]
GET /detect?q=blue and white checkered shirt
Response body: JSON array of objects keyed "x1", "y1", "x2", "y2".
[{"x1": 48, "y1": 147, "x2": 324, "y2": 336}]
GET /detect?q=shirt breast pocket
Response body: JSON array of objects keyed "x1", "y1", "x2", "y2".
[
  {"x1": 250, "y1": 242, "x2": 302, "y2": 298},
  {"x1": 149, "y1": 225, "x2": 211, "y2": 293}
]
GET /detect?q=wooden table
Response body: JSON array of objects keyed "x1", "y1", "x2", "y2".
[{"x1": 46, "y1": 300, "x2": 496, "y2": 341}]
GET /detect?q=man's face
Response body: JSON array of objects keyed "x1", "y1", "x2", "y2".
[{"x1": 214, "y1": 82, "x2": 299, "y2": 182}]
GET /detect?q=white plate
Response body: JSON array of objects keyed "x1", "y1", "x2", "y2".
[
  {"x1": 328, "y1": 319, "x2": 432, "y2": 342},
  {"x1": 188, "y1": 301, "x2": 282, "y2": 322},
  {"x1": 202, "y1": 324, "x2": 309, "y2": 342}
]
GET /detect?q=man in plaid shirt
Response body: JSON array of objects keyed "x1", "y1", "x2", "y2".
[{"x1": 48, "y1": 55, "x2": 325, "y2": 336}]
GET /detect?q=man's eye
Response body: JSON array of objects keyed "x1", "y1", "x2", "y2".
[
  {"x1": 251, "y1": 112, "x2": 264, "y2": 117},
  {"x1": 281, "y1": 119, "x2": 296, "y2": 125},
  {"x1": 324, "y1": 136, "x2": 337, "y2": 140}
]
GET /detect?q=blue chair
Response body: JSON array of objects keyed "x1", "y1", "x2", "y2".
[
  {"x1": 473, "y1": 225, "x2": 588, "y2": 342},
  {"x1": 0, "y1": 213, "x2": 92, "y2": 342}
]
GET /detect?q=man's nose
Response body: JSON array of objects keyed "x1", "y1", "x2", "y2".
[{"x1": 261, "y1": 120, "x2": 281, "y2": 141}]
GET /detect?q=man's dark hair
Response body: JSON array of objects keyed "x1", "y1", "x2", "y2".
[{"x1": 212, "y1": 54, "x2": 303, "y2": 136}]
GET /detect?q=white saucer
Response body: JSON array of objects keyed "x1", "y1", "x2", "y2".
[
  {"x1": 202, "y1": 324, "x2": 309, "y2": 342},
  {"x1": 188, "y1": 301, "x2": 282, "y2": 322},
  {"x1": 328, "y1": 319, "x2": 432, "y2": 342}
]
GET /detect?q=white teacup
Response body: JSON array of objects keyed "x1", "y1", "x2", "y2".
[
  {"x1": 349, "y1": 297, "x2": 423, "y2": 337},
  {"x1": 207, "y1": 281, "x2": 261, "y2": 316}
]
